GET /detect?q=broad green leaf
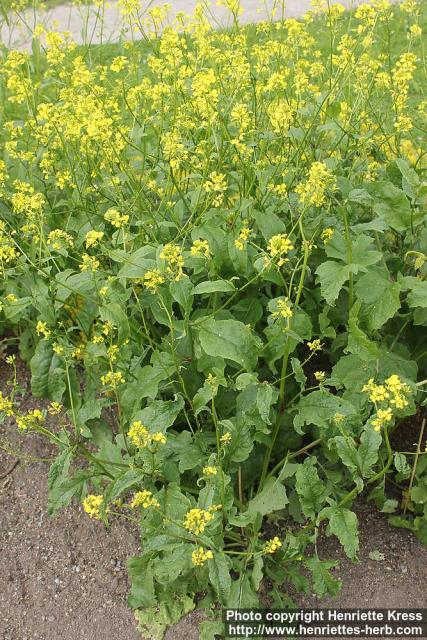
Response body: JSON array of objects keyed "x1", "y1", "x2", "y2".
[
  {"x1": 305, "y1": 557, "x2": 340, "y2": 597},
  {"x1": 208, "y1": 552, "x2": 232, "y2": 604},
  {"x1": 127, "y1": 557, "x2": 156, "y2": 608},
  {"x1": 355, "y1": 269, "x2": 401, "y2": 331},
  {"x1": 116, "y1": 246, "x2": 156, "y2": 279},
  {"x1": 247, "y1": 477, "x2": 288, "y2": 516},
  {"x1": 291, "y1": 357, "x2": 307, "y2": 389},
  {"x1": 193, "y1": 280, "x2": 235, "y2": 294},
  {"x1": 47, "y1": 471, "x2": 92, "y2": 516},
  {"x1": 322, "y1": 507, "x2": 359, "y2": 560},
  {"x1": 198, "y1": 318, "x2": 261, "y2": 370},
  {"x1": 316, "y1": 261, "x2": 353, "y2": 305},
  {"x1": 400, "y1": 276, "x2": 427, "y2": 309},
  {"x1": 358, "y1": 427, "x2": 382, "y2": 478},
  {"x1": 256, "y1": 382, "x2": 276, "y2": 425},
  {"x1": 135, "y1": 597, "x2": 195, "y2": 640},
  {"x1": 369, "y1": 182, "x2": 414, "y2": 232},
  {"x1": 133, "y1": 396, "x2": 185, "y2": 433},
  {"x1": 294, "y1": 389, "x2": 358, "y2": 433},
  {"x1": 394, "y1": 452, "x2": 411, "y2": 479},
  {"x1": 30, "y1": 340, "x2": 66, "y2": 401},
  {"x1": 295, "y1": 458, "x2": 329, "y2": 519},
  {"x1": 346, "y1": 302, "x2": 380, "y2": 361}
]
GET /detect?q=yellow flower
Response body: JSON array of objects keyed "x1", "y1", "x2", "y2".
[
  {"x1": 220, "y1": 432, "x2": 232, "y2": 445},
  {"x1": 130, "y1": 490, "x2": 160, "y2": 509},
  {"x1": 264, "y1": 536, "x2": 282, "y2": 554},
  {"x1": 36, "y1": 321, "x2": 51, "y2": 338},
  {"x1": 128, "y1": 421, "x2": 151, "y2": 448},
  {"x1": 295, "y1": 162, "x2": 336, "y2": 208},
  {"x1": 203, "y1": 466, "x2": 218, "y2": 477},
  {"x1": 307, "y1": 339, "x2": 322, "y2": 352},
  {"x1": 183, "y1": 508, "x2": 214, "y2": 535},
  {"x1": 235, "y1": 225, "x2": 252, "y2": 251},
  {"x1": 267, "y1": 234, "x2": 294, "y2": 266},
  {"x1": 152, "y1": 432, "x2": 167, "y2": 445},
  {"x1": 160, "y1": 243, "x2": 184, "y2": 281},
  {"x1": 273, "y1": 298, "x2": 293, "y2": 320},
  {"x1": 372, "y1": 408, "x2": 393, "y2": 431},
  {"x1": 143, "y1": 269, "x2": 165, "y2": 292},
  {"x1": 110, "y1": 56, "x2": 128, "y2": 73},
  {"x1": 204, "y1": 171, "x2": 227, "y2": 206},
  {"x1": 48, "y1": 402, "x2": 62, "y2": 415},
  {"x1": 104, "y1": 208, "x2": 129, "y2": 228},
  {"x1": 82, "y1": 494, "x2": 104, "y2": 519},
  {"x1": 321, "y1": 227, "x2": 334, "y2": 244},
  {"x1": 191, "y1": 547, "x2": 213, "y2": 566},
  {"x1": 190, "y1": 239, "x2": 211, "y2": 258},
  {"x1": 85, "y1": 230, "x2": 104, "y2": 248},
  {"x1": 0, "y1": 391, "x2": 14, "y2": 416},
  {"x1": 80, "y1": 254, "x2": 100, "y2": 272},
  {"x1": 52, "y1": 343, "x2": 64, "y2": 355},
  {"x1": 314, "y1": 371, "x2": 326, "y2": 382},
  {"x1": 101, "y1": 371, "x2": 124, "y2": 388}
]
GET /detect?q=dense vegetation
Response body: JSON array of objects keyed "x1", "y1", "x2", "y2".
[{"x1": 0, "y1": 1, "x2": 426, "y2": 637}]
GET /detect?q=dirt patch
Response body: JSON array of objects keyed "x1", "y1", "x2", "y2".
[
  {"x1": 1, "y1": 358, "x2": 426, "y2": 640},
  {"x1": 0, "y1": 359, "x2": 141, "y2": 640}
]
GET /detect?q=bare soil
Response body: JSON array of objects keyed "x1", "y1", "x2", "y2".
[{"x1": 0, "y1": 358, "x2": 426, "y2": 640}]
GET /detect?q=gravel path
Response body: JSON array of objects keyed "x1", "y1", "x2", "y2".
[{"x1": 1, "y1": 0, "x2": 398, "y2": 51}]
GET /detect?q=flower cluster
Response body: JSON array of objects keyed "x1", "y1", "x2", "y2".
[
  {"x1": 183, "y1": 508, "x2": 214, "y2": 535},
  {"x1": 82, "y1": 494, "x2": 104, "y2": 519},
  {"x1": 264, "y1": 536, "x2": 282, "y2": 554},
  {"x1": 127, "y1": 420, "x2": 167, "y2": 449},
  {"x1": 191, "y1": 547, "x2": 213, "y2": 566},
  {"x1": 362, "y1": 375, "x2": 412, "y2": 431},
  {"x1": 130, "y1": 490, "x2": 160, "y2": 509}
]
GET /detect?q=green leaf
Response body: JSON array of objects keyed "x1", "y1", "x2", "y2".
[
  {"x1": 291, "y1": 357, "x2": 307, "y2": 390},
  {"x1": 102, "y1": 469, "x2": 143, "y2": 504},
  {"x1": 48, "y1": 448, "x2": 72, "y2": 491},
  {"x1": 305, "y1": 557, "x2": 340, "y2": 597},
  {"x1": 294, "y1": 389, "x2": 358, "y2": 433},
  {"x1": 135, "y1": 597, "x2": 195, "y2": 640},
  {"x1": 247, "y1": 477, "x2": 289, "y2": 516},
  {"x1": 99, "y1": 303, "x2": 130, "y2": 344},
  {"x1": 208, "y1": 552, "x2": 232, "y2": 604},
  {"x1": 198, "y1": 318, "x2": 261, "y2": 370},
  {"x1": 400, "y1": 276, "x2": 427, "y2": 309},
  {"x1": 256, "y1": 382, "x2": 276, "y2": 425},
  {"x1": 30, "y1": 340, "x2": 66, "y2": 401},
  {"x1": 346, "y1": 301, "x2": 380, "y2": 361},
  {"x1": 193, "y1": 280, "x2": 235, "y2": 294},
  {"x1": 322, "y1": 506, "x2": 359, "y2": 560},
  {"x1": 116, "y1": 246, "x2": 156, "y2": 279},
  {"x1": 133, "y1": 396, "x2": 185, "y2": 433},
  {"x1": 355, "y1": 269, "x2": 401, "y2": 331},
  {"x1": 394, "y1": 452, "x2": 411, "y2": 479},
  {"x1": 127, "y1": 557, "x2": 156, "y2": 608},
  {"x1": 369, "y1": 182, "x2": 413, "y2": 232},
  {"x1": 316, "y1": 261, "x2": 353, "y2": 305},
  {"x1": 358, "y1": 427, "x2": 382, "y2": 478},
  {"x1": 47, "y1": 471, "x2": 91, "y2": 516},
  {"x1": 295, "y1": 458, "x2": 329, "y2": 519}
]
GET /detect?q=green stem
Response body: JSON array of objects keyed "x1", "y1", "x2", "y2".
[{"x1": 258, "y1": 234, "x2": 310, "y2": 490}]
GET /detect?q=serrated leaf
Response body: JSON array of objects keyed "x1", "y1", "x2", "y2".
[
  {"x1": 30, "y1": 340, "x2": 66, "y2": 401},
  {"x1": 193, "y1": 280, "x2": 235, "y2": 294},
  {"x1": 208, "y1": 552, "x2": 231, "y2": 604},
  {"x1": 295, "y1": 458, "x2": 328, "y2": 519},
  {"x1": 316, "y1": 261, "x2": 353, "y2": 305},
  {"x1": 198, "y1": 318, "x2": 260, "y2": 370},
  {"x1": 305, "y1": 557, "x2": 340, "y2": 597},
  {"x1": 322, "y1": 506, "x2": 359, "y2": 560},
  {"x1": 247, "y1": 477, "x2": 288, "y2": 516},
  {"x1": 355, "y1": 269, "x2": 401, "y2": 331}
]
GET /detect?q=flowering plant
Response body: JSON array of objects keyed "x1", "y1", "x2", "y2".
[{"x1": 0, "y1": 0, "x2": 426, "y2": 636}]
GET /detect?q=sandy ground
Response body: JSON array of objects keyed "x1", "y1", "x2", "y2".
[
  {"x1": 1, "y1": 0, "x2": 400, "y2": 51},
  {"x1": 1, "y1": 357, "x2": 426, "y2": 640}
]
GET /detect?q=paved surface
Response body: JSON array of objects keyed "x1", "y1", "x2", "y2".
[{"x1": 1, "y1": 0, "x2": 397, "y2": 51}]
